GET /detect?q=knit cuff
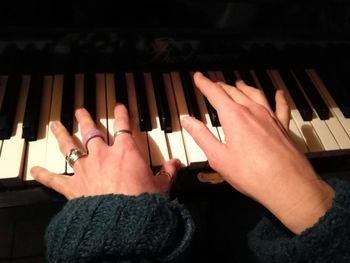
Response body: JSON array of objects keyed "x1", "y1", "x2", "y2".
[
  {"x1": 46, "y1": 193, "x2": 194, "y2": 263},
  {"x1": 248, "y1": 179, "x2": 350, "y2": 263}
]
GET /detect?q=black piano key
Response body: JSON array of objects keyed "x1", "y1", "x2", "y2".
[
  {"x1": 316, "y1": 67, "x2": 350, "y2": 118},
  {"x1": 237, "y1": 69, "x2": 255, "y2": 87},
  {"x1": 222, "y1": 70, "x2": 237, "y2": 86},
  {"x1": 84, "y1": 73, "x2": 96, "y2": 121},
  {"x1": 0, "y1": 75, "x2": 22, "y2": 139},
  {"x1": 22, "y1": 75, "x2": 43, "y2": 141},
  {"x1": 293, "y1": 69, "x2": 329, "y2": 120},
  {"x1": 60, "y1": 74, "x2": 75, "y2": 134},
  {"x1": 114, "y1": 73, "x2": 129, "y2": 110},
  {"x1": 254, "y1": 69, "x2": 277, "y2": 111},
  {"x1": 179, "y1": 72, "x2": 201, "y2": 121},
  {"x1": 134, "y1": 72, "x2": 152, "y2": 131},
  {"x1": 202, "y1": 72, "x2": 221, "y2": 127},
  {"x1": 278, "y1": 69, "x2": 313, "y2": 121},
  {"x1": 151, "y1": 72, "x2": 172, "y2": 133}
]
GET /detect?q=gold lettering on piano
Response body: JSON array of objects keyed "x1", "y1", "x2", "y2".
[{"x1": 197, "y1": 172, "x2": 225, "y2": 184}]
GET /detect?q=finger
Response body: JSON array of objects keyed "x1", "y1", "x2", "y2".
[
  {"x1": 154, "y1": 158, "x2": 182, "y2": 197},
  {"x1": 75, "y1": 108, "x2": 106, "y2": 152},
  {"x1": 181, "y1": 116, "x2": 225, "y2": 170},
  {"x1": 193, "y1": 72, "x2": 233, "y2": 112},
  {"x1": 113, "y1": 103, "x2": 132, "y2": 143},
  {"x1": 216, "y1": 81, "x2": 254, "y2": 108},
  {"x1": 30, "y1": 166, "x2": 70, "y2": 197},
  {"x1": 51, "y1": 121, "x2": 81, "y2": 156},
  {"x1": 275, "y1": 89, "x2": 290, "y2": 131},
  {"x1": 235, "y1": 80, "x2": 272, "y2": 111}
]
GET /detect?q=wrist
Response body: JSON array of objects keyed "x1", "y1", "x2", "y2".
[{"x1": 261, "y1": 165, "x2": 335, "y2": 234}]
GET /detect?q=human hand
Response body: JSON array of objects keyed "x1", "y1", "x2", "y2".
[
  {"x1": 182, "y1": 72, "x2": 334, "y2": 234},
  {"x1": 30, "y1": 104, "x2": 180, "y2": 200}
]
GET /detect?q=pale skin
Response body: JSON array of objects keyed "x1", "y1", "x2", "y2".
[{"x1": 31, "y1": 72, "x2": 335, "y2": 235}]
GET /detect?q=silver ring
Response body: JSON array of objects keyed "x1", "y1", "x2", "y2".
[
  {"x1": 114, "y1": 129, "x2": 132, "y2": 137},
  {"x1": 65, "y1": 148, "x2": 87, "y2": 168}
]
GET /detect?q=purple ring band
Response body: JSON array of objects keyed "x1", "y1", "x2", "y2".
[{"x1": 82, "y1": 129, "x2": 107, "y2": 150}]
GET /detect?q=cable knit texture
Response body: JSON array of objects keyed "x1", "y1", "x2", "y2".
[
  {"x1": 46, "y1": 193, "x2": 194, "y2": 263},
  {"x1": 248, "y1": 179, "x2": 350, "y2": 262}
]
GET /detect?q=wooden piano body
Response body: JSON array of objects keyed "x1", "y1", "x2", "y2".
[{"x1": 1, "y1": 2, "x2": 350, "y2": 262}]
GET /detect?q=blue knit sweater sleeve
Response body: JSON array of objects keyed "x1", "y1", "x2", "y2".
[
  {"x1": 45, "y1": 193, "x2": 194, "y2": 263},
  {"x1": 248, "y1": 179, "x2": 350, "y2": 263}
]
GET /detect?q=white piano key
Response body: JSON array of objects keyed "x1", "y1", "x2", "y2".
[
  {"x1": 67, "y1": 74, "x2": 84, "y2": 174},
  {"x1": 0, "y1": 76, "x2": 29, "y2": 179},
  {"x1": 290, "y1": 70, "x2": 339, "y2": 151},
  {"x1": 23, "y1": 76, "x2": 53, "y2": 181},
  {"x1": 288, "y1": 117, "x2": 309, "y2": 153},
  {"x1": 163, "y1": 73, "x2": 188, "y2": 166},
  {"x1": 45, "y1": 75, "x2": 66, "y2": 174},
  {"x1": 170, "y1": 72, "x2": 207, "y2": 169},
  {"x1": 269, "y1": 70, "x2": 324, "y2": 152},
  {"x1": 307, "y1": 69, "x2": 350, "y2": 149},
  {"x1": 105, "y1": 73, "x2": 117, "y2": 145},
  {"x1": 95, "y1": 74, "x2": 108, "y2": 140},
  {"x1": 143, "y1": 73, "x2": 169, "y2": 169},
  {"x1": 125, "y1": 73, "x2": 150, "y2": 165}
]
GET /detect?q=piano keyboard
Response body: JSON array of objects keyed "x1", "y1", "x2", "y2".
[{"x1": 1, "y1": 69, "x2": 350, "y2": 182}]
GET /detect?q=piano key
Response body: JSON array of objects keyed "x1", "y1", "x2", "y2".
[
  {"x1": 134, "y1": 72, "x2": 152, "y2": 131},
  {"x1": 60, "y1": 74, "x2": 75, "y2": 134},
  {"x1": 315, "y1": 67, "x2": 350, "y2": 118},
  {"x1": 196, "y1": 72, "x2": 222, "y2": 142},
  {"x1": 307, "y1": 69, "x2": 350, "y2": 149},
  {"x1": 0, "y1": 75, "x2": 29, "y2": 179},
  {"x1": 0, "y1": 75, "x2": 22, "y2": 139},
  {"x1": 171, "y1": 72, "x2": 207, "y2": 169},
  {"x1": 269, "y1": 70, "x2": 328, "y2": 152},
  {"x1": 84, "y1": 73, "x2": 96, "y2": 121},
  {"x1": 144, "y1": 73, "x2": 169, "y2": 169},
  {"x1": 23, "y1": 76, "x2": 53, "y2": 180},
  {"x1": 0, "y1": 76, "x2": 6, "y2": 108},
  {"x1": 179, "y1": 71, "x2": 202, "y2": 121},
  {"x1": 253, "y1": 69, "x2": 277, "y2": 111},
  {"x1": 202, "y1": 72, "x2": 220, "y2": 127},
  {"x1": 288, "y1": 117, "x2": 309, "y2": 153},
  {"x1": 67, "y1": 74, "x2": 84, "y2": 174},
  {"x1": 278, "y1": 69, "x2": 313, "y2": 121},
  {"x1": 45, "y1": 75, "x2": 66, "y2": 174},
  {"x1": 106, "y1": 73, "x2": 117, "y2": 144},
  {"x1": 151, "y1": 72, "x2": 172, "y2": 133},
  {"x1": 163, "y1": 73, "x2": 188, "y2": 166},
  {"x1": 291, "y1": 71, "x2": 339, "y2": 150},
  {"x1": 221, "y1": 70, "x2": 237, "y2": 86},
  {"x1": 125, "y1": 73, "x2": 150, "y2": 165},
  {"x1": 95, "y1": 73, "x2": 108, "y2": 138},
  {"x1": 22, "y1": 74, "x2": 45, "y2": 141},
  {"x1": 292, "y1": 69, "x2": 329, "y2": 120},
  {"x1": 114, "y1": 72, "x2": 129, "y2": 110}
]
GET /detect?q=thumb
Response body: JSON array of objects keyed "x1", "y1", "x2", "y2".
[{"x1": 154, "y1": 158, "x2": 182, "y2": 196}]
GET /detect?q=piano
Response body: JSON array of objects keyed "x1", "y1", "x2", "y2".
[{"x1": 1, "y1": 1, "x2": 350, "y2": 262}]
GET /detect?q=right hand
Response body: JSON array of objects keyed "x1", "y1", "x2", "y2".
[{"x1": 181, "y1": 72, "x2": 334, "y2": 234}]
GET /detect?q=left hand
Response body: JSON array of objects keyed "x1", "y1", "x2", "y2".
[{"x1": 30, "y1": 104, "x2": 180, "y2": 200}]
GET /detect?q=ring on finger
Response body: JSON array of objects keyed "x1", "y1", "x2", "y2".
[
  {"x1": 82, "y1": 129, "x2": 107, "y2": 151},
  {"x1": 156, "y1": 170, "x2": 173, "y2": 182},
  {"x1": 114, "y1": 129, "x2": 132, "y2": 137},
  {"x1": 65, "y1": 148, "x2": 87, "y2": 168}
]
